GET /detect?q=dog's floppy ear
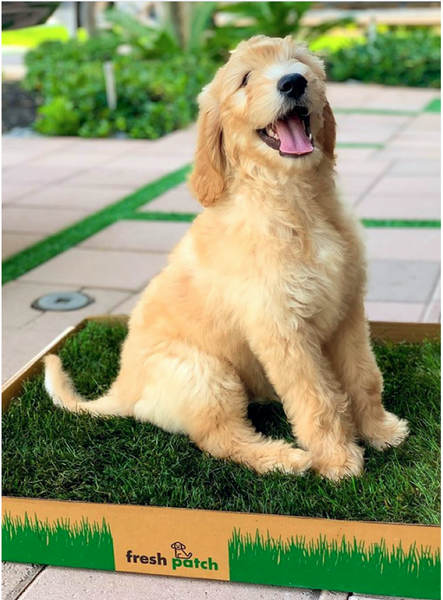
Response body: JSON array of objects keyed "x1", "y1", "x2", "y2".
[
  {"x1": 189, "y1": 86, "x2": 226, "y2": 207},
  {"x1": 320, "y1": 100, "x2": 336, "y2": 162}
]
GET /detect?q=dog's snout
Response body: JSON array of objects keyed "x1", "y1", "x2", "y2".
[{"x1": 277, "y1": 74, "x2": 307, "y2": 100}]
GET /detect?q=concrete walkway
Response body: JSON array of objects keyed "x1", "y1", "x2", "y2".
[{"x1": 2, "y1": 82, "x2": 441, "y2": 600}]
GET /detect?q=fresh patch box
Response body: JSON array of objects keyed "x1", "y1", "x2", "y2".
[{"x1": 2, "y1": 317, "x2": 440, "y2": 599}]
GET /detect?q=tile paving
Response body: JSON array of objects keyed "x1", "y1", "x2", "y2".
[{"x1": 2, "y1": 81, "x2": 440, "y2": 599}]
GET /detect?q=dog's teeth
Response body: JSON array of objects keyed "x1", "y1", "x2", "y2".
[
  {"x1": 309, "y1": 133, "x2": 313, "y2": 141},
  {"x1": 266, "y1": 126, "x2": 278, "y2": 140}
]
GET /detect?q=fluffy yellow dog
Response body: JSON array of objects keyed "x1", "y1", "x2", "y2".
[{"x1": 45, "y1": 36, "x2": 408, "y2": 480}]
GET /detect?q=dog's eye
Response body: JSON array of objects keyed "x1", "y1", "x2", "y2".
[{"x1": 240, "y1": 72, "x2": 251, "y2": 88}]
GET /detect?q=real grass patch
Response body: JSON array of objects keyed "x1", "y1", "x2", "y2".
[{"x1": 2, "y1": 322, "x2": 440, "y2": 525}]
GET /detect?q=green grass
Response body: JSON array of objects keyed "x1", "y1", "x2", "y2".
[
  {"x1": 127, "y1": 212, "x2": 198, "y2": 223},
  {"x1": 228, "y1": 529, "x2": 440, "y2": 598},
  {"x1": 424, "y1": 98, "x2": 441, "y2": 113},
  {"x1": 129, "y1": 214, "x2": 442, "y2": 229},
  {"x1": 2, "y1": 25, "x2": 70, "y2": 48},
  {"x1": 2, "y1": 512, "x2": 115, "y2": 570},
  {"x1": 337, "y1": 142, "x2": 385, "y2": 149},
  {"x1": 360, "y1": 219, "x2": 441, "y2": 229},
  {"x1": 2, "y1": 321, "x2": 440, "y2": 525}
]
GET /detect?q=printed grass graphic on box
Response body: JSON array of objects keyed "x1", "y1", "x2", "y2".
[
  {"x1": 228, "y1": 529, "x2": 441, "y2": 599},
  {"x1": 2, "y1": 512, "x2": 115, "y2": 570}
]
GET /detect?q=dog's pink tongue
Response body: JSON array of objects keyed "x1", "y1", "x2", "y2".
[{"x1": 276, "y1": 114, "x2": 313, "y2": 155}]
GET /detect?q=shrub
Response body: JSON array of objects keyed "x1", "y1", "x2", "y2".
[
  {"x1": 23, "y1": 35, "x2": 217, "y2": 139},
  {"x1": 325, "y1": 28, "x2": 441, "y2": 89}
]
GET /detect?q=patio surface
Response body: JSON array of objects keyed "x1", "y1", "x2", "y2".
[{"x1": 2, "y1": 81, "x2": 441, "y2": 600}]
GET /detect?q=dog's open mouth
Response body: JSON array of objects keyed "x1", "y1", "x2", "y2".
[{"x1": 258, "y1": 107, "x2": 314, "y2": 157}]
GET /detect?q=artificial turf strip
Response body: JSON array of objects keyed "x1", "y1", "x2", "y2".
[
  {"x1": 360, "y1": 219, "x2": 441, "y2": 229},
  {"x1": 3, "y1": 322, "x2": 440, "y2": 525},
  {"x1": 128, "y1": 213, "x2": 442, "y2": 229},
  {"x1": 127, "y1": 212, "x2": 197, "y2": 223},
  {"x1": 336, "y1": 142, "x2": 384, "y2": 149},
  {"x1": 424, "y1": 98, "x2": 441, "y2": 113},
  {"x1": 1, "y1": 164, "x2": 192, "y2": 286}
]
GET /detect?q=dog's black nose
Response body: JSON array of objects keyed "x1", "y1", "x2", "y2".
[{"x1": 277, "y1": 74, "x2": 307, "y2": 100}]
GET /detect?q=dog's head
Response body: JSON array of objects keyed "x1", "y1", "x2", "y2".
[{"x1": 190, "y1": 35, "x2": 335, "y2": 206}]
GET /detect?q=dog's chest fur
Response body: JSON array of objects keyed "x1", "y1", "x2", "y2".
[{"x1": 209, "y1": 177, "x2": 365, "y2": 342}]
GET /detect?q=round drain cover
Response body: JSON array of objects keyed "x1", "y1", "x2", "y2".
[{"x1": 31, "y1": 292, "x2": 94, "y2": 312}]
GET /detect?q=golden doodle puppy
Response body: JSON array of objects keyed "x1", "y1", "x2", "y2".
[{"x1": 45, "y1": 36, "x2": 408, "y2": 480}]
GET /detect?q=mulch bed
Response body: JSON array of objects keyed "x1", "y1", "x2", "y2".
[{"x1": 2, "y1": 81, "x2": 40, "y2": 133}]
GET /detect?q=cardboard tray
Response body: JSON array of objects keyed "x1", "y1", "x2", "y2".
[{"x1": 2, "y1": 316, "x2": 441, "y2": 598}]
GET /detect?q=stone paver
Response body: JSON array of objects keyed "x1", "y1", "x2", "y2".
[
  {"x1": 2, "y1": 182, "x2": 41, "y2": 204},
  {"x1": 2, "y1": 232, "x2": 45, "y2": 260},
  {"x1": 111, "y1": 292, "x2": 144, "y2": 315},
  {"x1": 365, "y1": 301, "x2": 425, "y2": 323},
  {"x1": 140, "y1": 183, "x2": 203, "y2": 214},
  {"x1": 2, "y1": 206, "x2": 91, "y2": 235},
  {"x1": 365, "y1": 86, "x2": 439, "y2": 111},
  {"x1": 356, "y1": 195, "x2": 441, "y2": 220},
  {"x1": 318, "y1": 593, "x2": 349, "y2": 600},
  {"x1": 62, "y1": 166, "x2": 170, "y2": 189},
  {"x1": 337, "y1": 114, "x2": 410, "y2": 145},
  {"x1": 366, "y1": 260, "x2": 440, "y2": 303},
  {"x1": 3, "y1": 322, "x2": 72, "y2": 383},
  {"x1": 337, "y1": 173, "x2": 380, "y2": 203},
  {"x1": 80, "y1": 220, "x2": 191, "y2": 253},
  {"x1": 2, "y1": 281, "x2": 131, "y2": 330},
  {"x1": 18, "y1": 567, "x2": 320, "y2": 600},
  {"x1": 3, "y1": 164, "x2": 85, "y2": 186},
  {"x1": 335, "y1": 156, "x2": 390, "y2": 176},
  {"x1": 14, "y1": 184, "x2": 136, "y2": 211},
  {"x1": 364, "y1": 229, "x2": 441, "y2": 262},
  {"x1": 21, "y1": 248, "x2": 169, "y2": 291},
  {"x1": 2, "y1": 563, "x2": 44, "y2": 600},
  {"x1": 388, "y1": 159, "x2": 440, "y2": 176},
  {"x1": 369, "y1": 175, "x2": 441, "y2": 196},
  {"x1": 401, "y1": 113, "x2": 440, "y2": 135},
  {"x1": 2, "y1": 281, "x2": 75, "y2": 328}
]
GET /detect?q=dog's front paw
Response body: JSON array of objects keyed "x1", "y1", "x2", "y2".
[
  {"x1": 363, "y1": 412, "x2": 409, "y2": 451},
  {"x1": 313, "y1": 443, "x2": 364, "y2": 481},
  {"x1": 270, "y1": 448, "x2": 312, "y2": 476}
]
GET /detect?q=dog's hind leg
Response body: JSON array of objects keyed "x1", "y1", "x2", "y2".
[{"x1": 132, "y1": 350, "x2": 311, "y2": 475}]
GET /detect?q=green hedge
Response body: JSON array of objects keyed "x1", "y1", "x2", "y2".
[
  {"x1": 23, "y1": 35, "x2": 217, "y2": 139},
  {"x1": 326, "y1": 28, "x2": 441, "y2": 89},
  {"x1": 22, "y1": 26, "x2": 440, "y2": 140}
]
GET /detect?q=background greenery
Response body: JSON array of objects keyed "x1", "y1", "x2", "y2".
[
  {"x1": 6, "y1": 2, "x2": 442, "y2": 138},
  {"x1": 326, "y1": 27, "x2": 441, "y2": 89}
]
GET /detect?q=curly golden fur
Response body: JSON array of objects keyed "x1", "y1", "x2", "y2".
[{"x1": 45, "y1": 36, "x2": 408, "y2": 480}]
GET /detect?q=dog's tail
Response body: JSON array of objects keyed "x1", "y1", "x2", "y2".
[{"x1": 44, "y1": 355, "x2": 125, "y2": 416}]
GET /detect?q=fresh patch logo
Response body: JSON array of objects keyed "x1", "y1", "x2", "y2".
[
  {"x1": 125, "y1": 549, "x2": 167, "y2": 566},
  {"x1": 170, "y1": 540, "x2": 219, "y2": 572},
  {"x1": 124, "y1": 541, "x2": 218, "y2": 572}
]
